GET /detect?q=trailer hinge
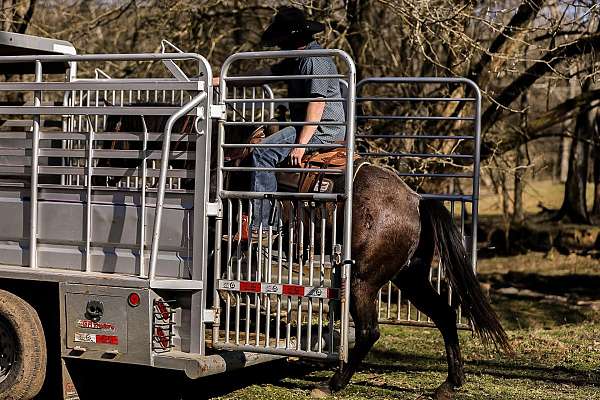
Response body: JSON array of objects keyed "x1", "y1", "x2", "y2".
[
  {"x1": 210, "y1": 104, "x2": 226, "y2": 119},
  {"x1": 206, "y1": 202, "x2": 221, "y2": 217},
  {"x1": 203, "y1": 309, "x2": 215, "y2": 323}
]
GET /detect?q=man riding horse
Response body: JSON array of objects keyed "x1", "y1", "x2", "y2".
[{"x1": 216, "y1": 6, "x2": 345, "y2": 241}]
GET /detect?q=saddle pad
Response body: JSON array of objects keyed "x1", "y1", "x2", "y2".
[{"x1": 302, "y1": 147, "x2": 359, "y2": 168}]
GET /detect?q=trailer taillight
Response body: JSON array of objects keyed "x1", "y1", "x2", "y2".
[{"x1": 127, "y1": 292, "x2": 140, "y2": 307}]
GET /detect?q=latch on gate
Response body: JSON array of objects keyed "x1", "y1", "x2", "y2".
[
  {"x1": 210, "y1": 104, "x2": 226, "y2": 119},
  {"x1": 203, "y1": 309, "x2": 215, "y2": 323},
  {"x1": 206, "y1": 202, "x2": 221, "y2": 217}
]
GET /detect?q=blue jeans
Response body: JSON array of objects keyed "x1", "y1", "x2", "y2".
[{"x1": 251, "y1": 126, "x2": 324, "y2": 229}]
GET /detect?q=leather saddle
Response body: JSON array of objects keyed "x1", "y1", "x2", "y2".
[
  {"x1": 222, "y1": 124, "x2": 358, "y2": 193},
  {"x1": 292, "y1": 147, "x2": 358, "y2": 194}
]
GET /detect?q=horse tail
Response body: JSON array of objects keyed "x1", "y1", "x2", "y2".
[{"x1": 420, "y1": 199, "x2": 513, "y2": 354}]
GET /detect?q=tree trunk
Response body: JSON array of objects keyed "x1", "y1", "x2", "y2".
[
  {"x1": 2, "y1": 0, "x2": 14, "y2": 31},
  {"x1": 513, "y1": 144, "x2": 526, "y2": 222},
  {"x1": 592, "y1": 112, "x2": 600, "y2": 217},
  {"x1": 558, "y1": 79, "x2": 594, "y2": 224},
  {"x1": 560, "y1": 137, "x2": 571, "y2": 183},
  {"x1": 345, "y1": 0, "x2": 369, "y2": 81},
  {"x1": 1, "y1": 0, "x2": 36, "y2": 33},
  {"x1": 513, "y1": 93, "x2": 528, "y2": 222}
]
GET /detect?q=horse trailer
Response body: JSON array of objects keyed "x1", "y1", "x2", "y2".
[{"x1": 0, "y1": 31, "x2": 481, "y2": 399}]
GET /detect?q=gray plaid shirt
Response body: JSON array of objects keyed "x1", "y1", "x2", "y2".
[{"x1": 272, "y1": 41, "x2": 346, "y2": 143}]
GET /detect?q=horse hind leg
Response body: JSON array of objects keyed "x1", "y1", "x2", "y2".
[{"x1": 393, "y1": 263, "x2": 465, "y2": 400}]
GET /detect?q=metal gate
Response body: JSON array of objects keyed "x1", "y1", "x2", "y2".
[
  {"x1": 356, "y1": 78, "x2": 481, "y2": 329},
  {"x1": 211, "y1": 50, "x2": 356, "y2": 362}
]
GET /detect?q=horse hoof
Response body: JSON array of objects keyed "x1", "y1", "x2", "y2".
[
  {"x1": 310, "y1": 385, "x2": 332, "y2": 398},
  {"x1": 433, "y1": 381, "x2": 455, "y2": 400}
]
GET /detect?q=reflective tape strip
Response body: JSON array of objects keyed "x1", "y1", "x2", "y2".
[{"x1": 217, "y1": 279, "x2": 338, "y2": 299}]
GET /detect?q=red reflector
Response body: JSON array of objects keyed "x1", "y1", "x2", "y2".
[
  {"x1": 96, "y1": 335, "x2": 119, "y2": 345},
  {"x1": 283, "y1": 284, "x2": 305, "y2": 296},
  {"x1": 128, "y1": 292, "x2": 140, "y2": 307},
  {"x1": 239, "y1": 281, "x2": 262, "y2": 292},
  {"x1": 155, "y1": 327, "x2": 170, "y2": 349}
]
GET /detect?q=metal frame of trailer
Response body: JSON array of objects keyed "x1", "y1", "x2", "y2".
[{"x1": 0, "y1": 32, "x2": 482, "y2": 399}]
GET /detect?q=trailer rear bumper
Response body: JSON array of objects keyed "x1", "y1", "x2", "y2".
[{"x1": 153, "y1": 350, "x2": 284, "y2": 379}]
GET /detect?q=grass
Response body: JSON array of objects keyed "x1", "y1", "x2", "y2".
[
  {"x1": 207, "y1": 252, "x2": 600, "y2": 400},
  {"x1": 478, "y1": 179, "x2": 595, "y2": 216}
]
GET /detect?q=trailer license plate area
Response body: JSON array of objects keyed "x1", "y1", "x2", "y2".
[
  {"x1": 74, "y1": 332, "x2": 119, "y2": 345},
  {"x1": 66, "y1": 292, "x2": 128, "y2": 353}
]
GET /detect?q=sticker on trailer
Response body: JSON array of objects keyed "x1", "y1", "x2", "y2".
[
  {"x1": 74, "y1": 332, "x2": 119, "y2": 345},
  {"x1": 77, "y1": 319, "x2": 116, "y2": 331}
]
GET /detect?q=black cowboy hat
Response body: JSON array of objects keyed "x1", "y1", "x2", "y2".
[{"x1": 261, "y1": 6, "x2": 325, "y2": 46}]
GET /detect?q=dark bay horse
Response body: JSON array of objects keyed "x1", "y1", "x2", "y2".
[{"x1": 97, "y1": 108, "x2": 512, "y2": 400}]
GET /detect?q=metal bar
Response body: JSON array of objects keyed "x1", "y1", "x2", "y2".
[
  {"x1": 220, "y1": 191, "x2": 344, "y2": 201},
  {"x1": 221, "y1": 143, "x2": 343, "y2": 149},
  {"x1": 225, "y1": 199, "x2": 232, "y2": 344},
  {"x1": 306, "y1": 207, "x2": 315, "y2": 351},
  {"x1": 355, "y1": 134, "x2": 475, "y2": 140},
  {"x1": 318, "y1": 204, "x2": 326, "y2": 353},
  {"x1": 256, "y1": 223, "x2": 262, "y2": 346},
  {"x1": 37, "y1": 148, "x2": 195, "y2": 160},
  {"x1": 221, "y1": 167, "x2": 343, "y2": 174},
  {"x1": 0, "y1": 106, "x2": 201, "y2": 116},
  {"x1": 225, "y1": 74, "x2": 345, "y2": 81},
  {"x1": 357, "y1": 76, "x2": 481, "y2": 85},
  {"x1": 213, "y1": 343, "x2": 339, "y2": 360},
  {"x1": 148, "y1": 91, "x2": 206, "y2": 281},
  {"x1": 223, "y1": 97, "x2": 347, "y2": 103},
  {"x1": 276, "y1": 201, "x2": 283, "y2": 348},
  {"x1": 245, "y1": 201, "x2": 253, "y2": 345},
  {"x1": 471, "y1": 83, "x2": 482, "y2": 273},
  {"x1": 263, "y1": 84, "x2": 275, "y2": 119},
  {"x1": 340, "y1": 51, "x2": 356, "y2": 364},
  {"x1": 139, "y1": 116, "x2": 148, "y2": 278},
  {"x1": 85, "y1": 118, "x2": 95, "y2": 272},
  {"x1": 0, "y1": 52, "x2": 207, "y2": 63},
  {"x1": 235, "y1": 199, "x2": 242, "y2": 345},
  {"x1": 356, "y1": 97, "x2": 476, "y2": 102},
  {"x1": 29, "y1": 61, "x2": 42, "y2": 269},
  {"x1": 39, "y1": 132, "x2": 194, "y2": 141},
  {"x1": 395, "y1": 172, "x2": 472, "y2": 178},
  {"x1": 386, "y1": 281, "x2": 392, "y2": 319},
  {"x1": 286, "y1": 202, "x2": 294, "y2": 349},
  {"x1": 357, "y1": 115, "x2": 474, "y2": 121},
  {"x1": 265, "y1": 220, "x2": 273, "y2": 348},
  {"x1": 224, "y1": 121, "x2": 345, "y2": 126},
  {"x1": 296, "y1": 203, "x2": 304, "y2": 351},
  {"x1": 0, "y1": 81, "x2": 203, "y2": 92},
  {"x1": 29, "y1": 165, "x2": 193, "y2": 179},
  {"x1": 358, "y1": 152, "x2": 473, "y2": 159}
]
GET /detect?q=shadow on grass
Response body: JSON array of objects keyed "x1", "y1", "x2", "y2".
[
  {"x1": 69, "y1": 358, "x2": 327, "y2": 400},
  {"x1": 365, "y1": 349, "x2": 600, "y2": 388},
  {"x1": 491, "y1": 294, "x2": 591, "y2": 330},
  {"x1": 483, "y1": 271, "x2": 600, "y2": 301}
]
